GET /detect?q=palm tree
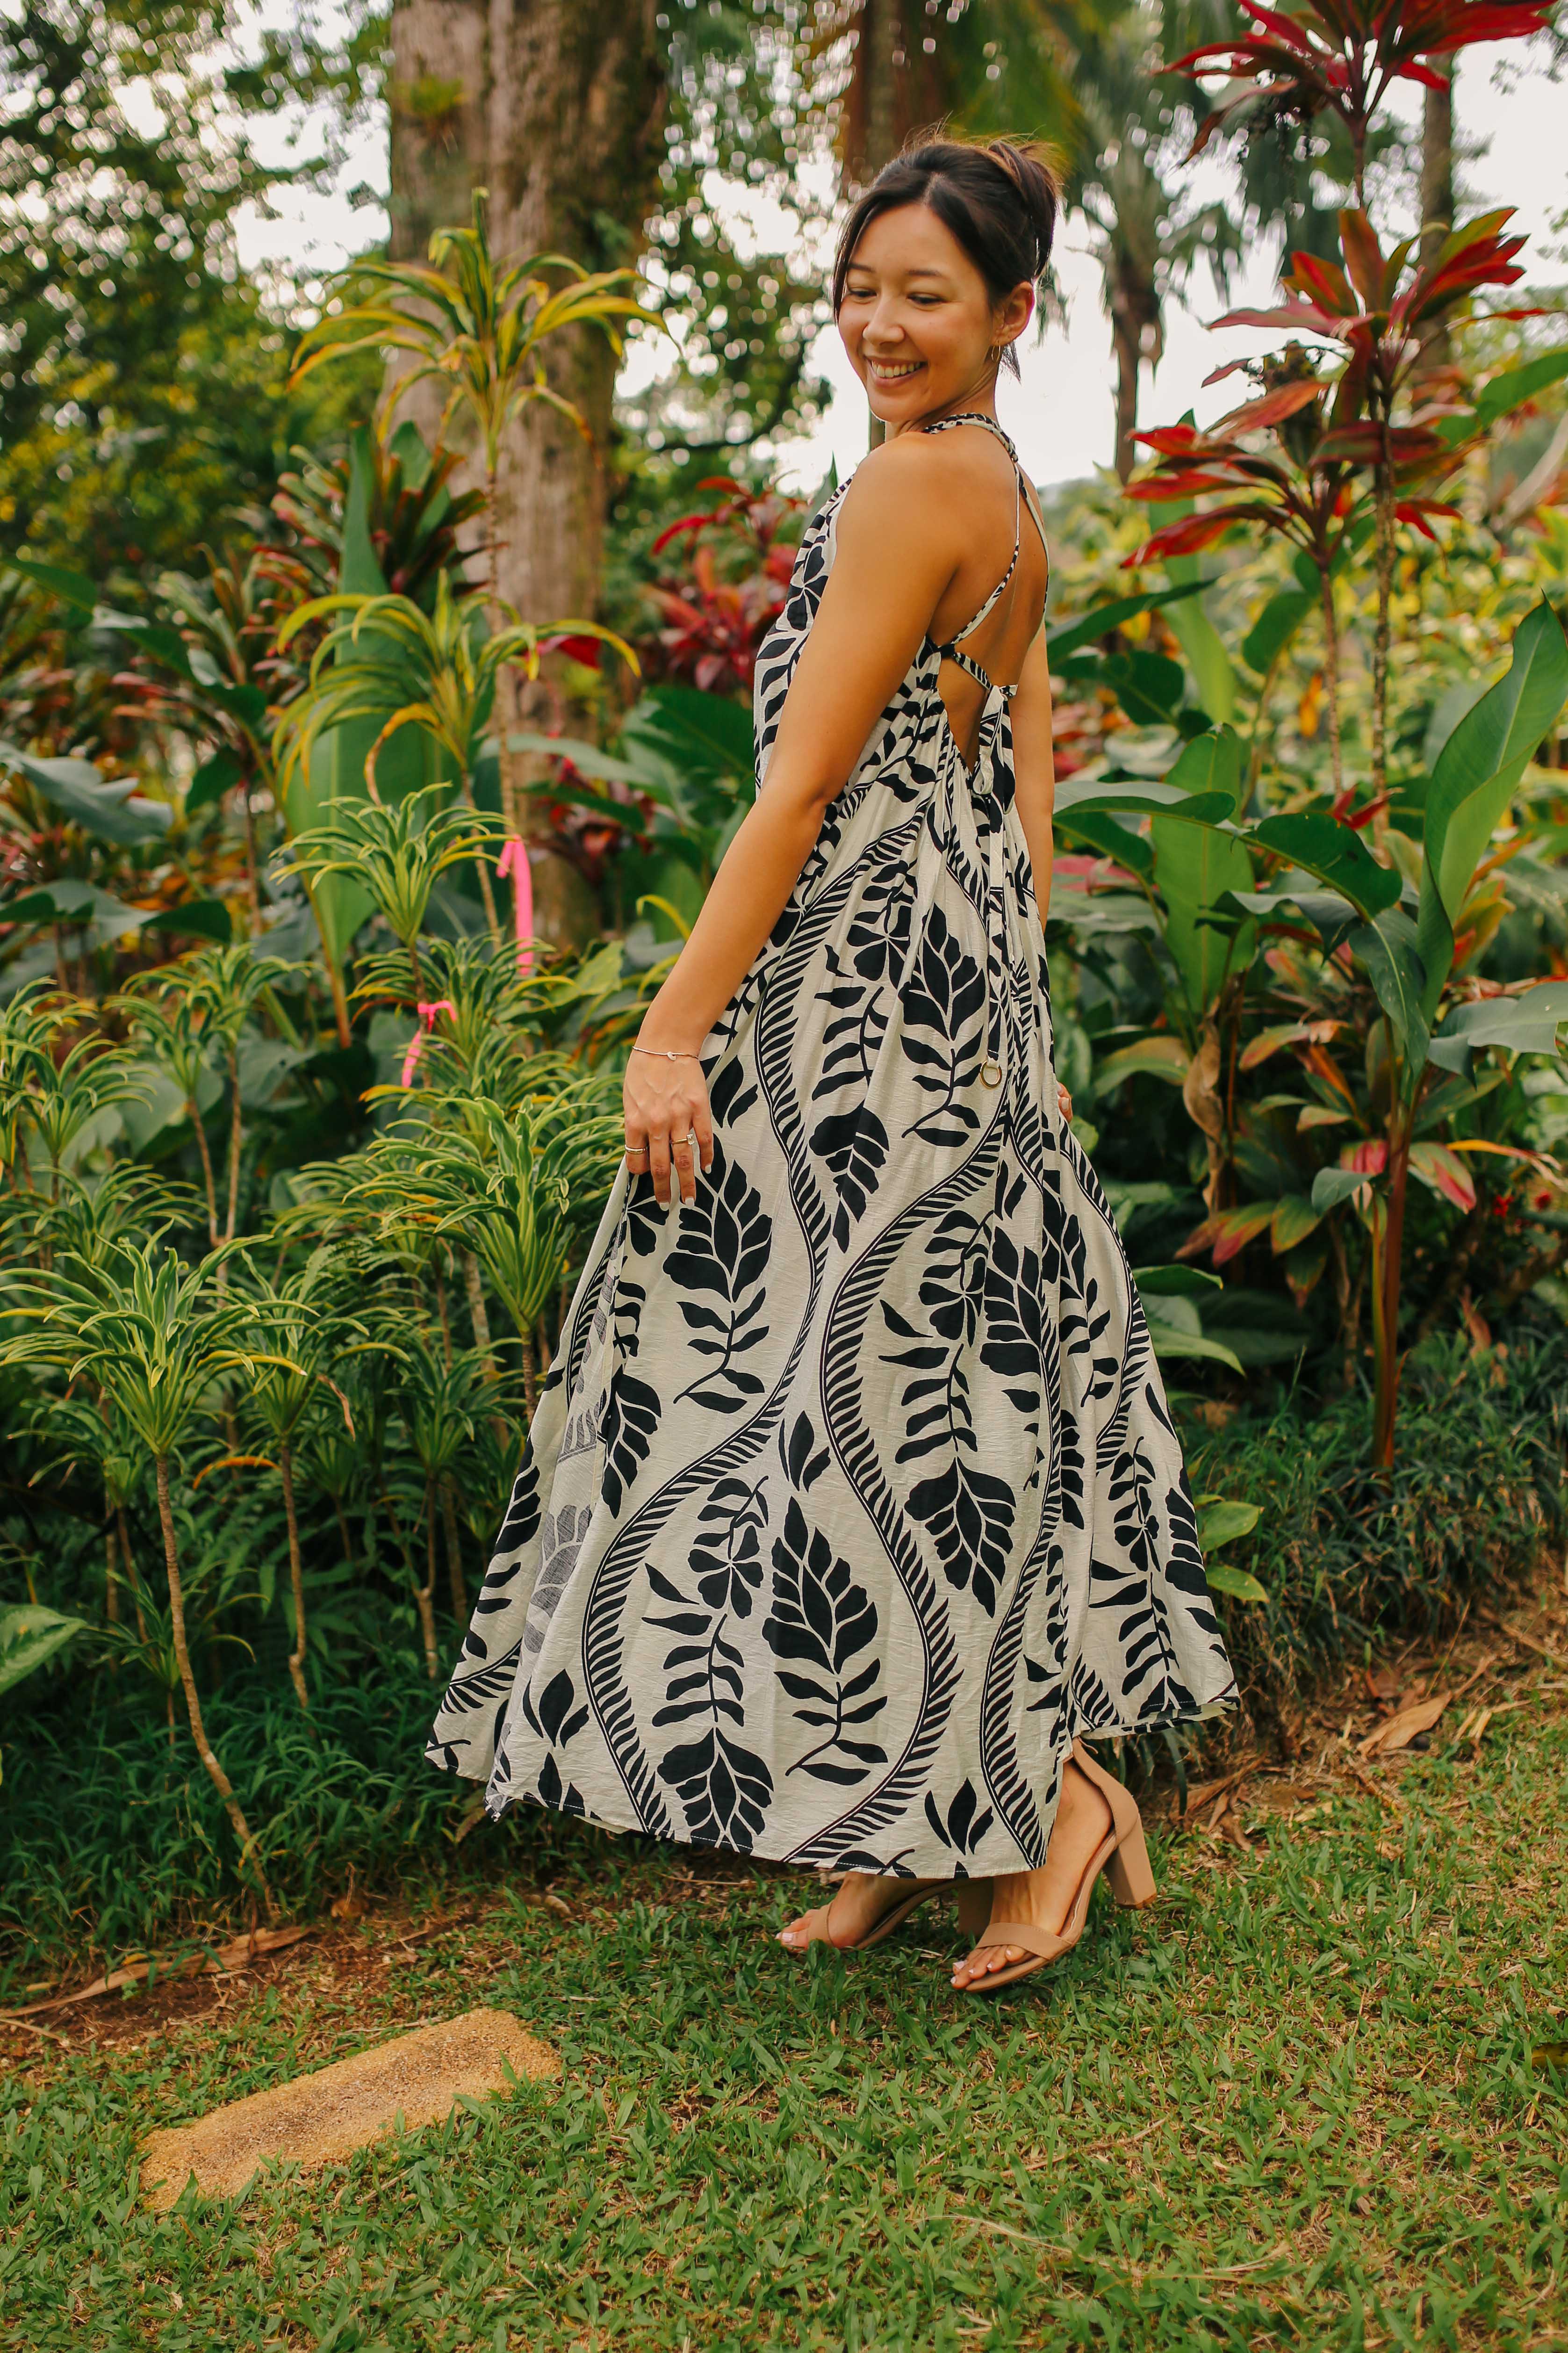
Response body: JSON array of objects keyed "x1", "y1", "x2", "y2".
[
  {"x1": 1068, "y1": 6, "x2": 1243, "y2": 480},
  {"x1": 0, "y1": 1240, "x2": 307, "y2": 1910}
]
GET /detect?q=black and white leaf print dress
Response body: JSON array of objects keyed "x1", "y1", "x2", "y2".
[{"x1": 427, "y1": 412, "x2": 1237, "y2": 1877}]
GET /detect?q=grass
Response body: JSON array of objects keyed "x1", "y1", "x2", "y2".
[{"x1": 3, "y1": 1625, "x2": 1565, "y2": 2352}]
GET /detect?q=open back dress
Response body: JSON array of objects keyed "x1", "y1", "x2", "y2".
[{"x1": 426, "y1": 412, "x2": 1237, "y2": 1877}]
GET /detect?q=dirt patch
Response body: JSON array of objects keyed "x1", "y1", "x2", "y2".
[{"x1": 138, "y1": 2006, "x2": 559, "y2": 2209}]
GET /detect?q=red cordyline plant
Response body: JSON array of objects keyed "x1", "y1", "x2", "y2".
[
  {"x1": 1170, "y1": 0, "x2": 1558, "y2": 208},
  {"x1": 643, "y1": 477, "x2": 803, "y2": 695},
  {"x1": 1217, "y1": 206, "x2": 1537, "y2": 801},
  {"x1": 1126, "y1": 203, "x2": 1538, "y2": 807},
  {"x1": 1116, "y1": 0, "x2": 1568, "y2": 1470}
]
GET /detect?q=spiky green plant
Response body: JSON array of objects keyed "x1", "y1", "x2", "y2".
[
  {"x1": 0, "y1": 1239, "x2": 308, "y2": 1908},
  {"x1": 289, "y1": 185, "x2": 659, "y2": 846},
  {"x1": 283, "y1": 782, "x2": 507, "y2": 998}
]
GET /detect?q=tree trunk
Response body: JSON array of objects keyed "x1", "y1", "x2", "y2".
[
  {"x1": 154, "y1": 1453, "x2": 273, "y2": 1914},
  {"x1": 1415, "y1": 65, "x2": 1455, "y2": 377},
  {"x1": 1112, "y1": 308, "x2": 1140, "y2": 485},
  {"x1": 279, "y1": 1442, "x2": 312, "y2": 1717},
  {"x1": 387, "y1": 0, "x2": 667, "y2": 949},
  {"x1": 840, "y1": 2, "x2": 943, "y2": 192},
  {"x1": 417, "y1": 1477, "x2": 440, "y2": 1678}
]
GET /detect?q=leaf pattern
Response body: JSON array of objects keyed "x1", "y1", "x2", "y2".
[
  {"x1": 763, "y1": 1415, "x2": 887, "y2": 1787},
  {"x1": 427, "y1": 411, "x2": 1238, "y2": 1867},
  {"x1": 665, "y1": 1139, "x2": 774, "y2": 1414},
  {"x1": 898, "y1": 903, "x2": 989, "y2": 1146}
]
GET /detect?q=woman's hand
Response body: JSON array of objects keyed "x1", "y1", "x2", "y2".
[
  {"x1": 1057, "y1": 1080, "x2": 1072, "y2": 1125},
  {"x1": 624, "y1": 1047, "x2": 715, "y2": 1207}
]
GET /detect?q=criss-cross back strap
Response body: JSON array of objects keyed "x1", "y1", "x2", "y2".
[{"x1": 921, "y1": 411, "x2": 1045, "y2": 703}]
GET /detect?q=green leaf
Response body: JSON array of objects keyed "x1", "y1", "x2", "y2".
[
  {"x1": 1057, "y1": 786, "x2": 1236, "y2": 826},
  {"x1": 1270, "y1": 1193, "x2": 1323, "y2": 1251},
  {"x1": 1145, "y1": 1327, "x2": 1245, "y2": 1374},
  {"x1": 1152, "y1": 800, "x2": 1256, "y2": 1017},
  {"x1": 1205, "y1": 1560, "x2": 1270, "y2": 1603},
  {"x1": 1312, "y1": 1165, "x2": 1374, "y2": 1212},
  {"x1": 1350, "y1": 909, "x2": 1430, "y2": 1091},
  {"x1": 187, "y1": 747, "x2": 243, "y2": 814},
  {"x1": 1043, "y1": 578, "x2": 1206, "y2": 664},
  {"x1": 1417, "y1": 599, "x2": 1568, "y2": 1020},
  {"x1": 1166, "y1": 724, "x2": 1244, "y2": 814},
  {"x1": 1, "y1": 553, "x2": 98, "y2": 612},
  {"x1": 1, "y1": 880, "x2": 152, "y2": 943},
  {"x1": 508, "y1": 730, "x2": 647, "y2": 787},
  {"x1": 1133, "y1": 1263, "x2": 1223, "y2": 1296},
  {"x1": 1101, "y1": 650, "x2": 1187, "y2": 726},
  {"x1": 1197, "y1": 1500, "x2": 1262, "y2": 1550},
  {"x1": 1433, "y1": 982, "x2": 1568, "y2": 1059},
  {"x1": 624, "y1": 685, "x2": 755, "y2": 785},
  {"x1": 1161, "y1": 558, "x2": 1237, "y2": 724},
  {"x1": 1248, "y1": 813, "x2": 1401, "y2": 920},
  {"x1": 0, "y1": 1605, "x2": 88, "y2": 1698},
  {"x1": 1093, "y1": 1035, "x2": 1191, "y2": 1092},
  {"x1": 1052, "y1": 808, "x2": 1155, "y2": 877},
  {"x1": 143, "y1": 899, "x2": 234, "y2": 944},
  {"x1": 0, "y1": 740, "x2": 171, "y2": 844},
  {"x1": 1474, "y1": 347, "x2": 1568, "y2": 428},
  {"x1": 1241, "y1": 588, "x2": 1315, "y2": 678}
]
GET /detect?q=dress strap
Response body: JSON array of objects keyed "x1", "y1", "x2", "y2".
[{"x1": 924, "y1": 415, "x2": 1023, "y2": 697}]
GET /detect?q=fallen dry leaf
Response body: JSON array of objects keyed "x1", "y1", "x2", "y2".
[
  {"x1": 5, "y1": 1926, "x2": 309, "y2": 2015},
  {"x1": 1359, "y1": 1692, "x2": 1451, "y2": 1759},
  {"x1": 209, "y1": 1926, "x2": 309, "y2": 1974},
  {"x1": 1179, "y1": 1766, "x2": 1255, "y2": 1818}
]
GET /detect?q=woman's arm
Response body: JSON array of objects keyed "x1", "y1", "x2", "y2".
[
  {"x1": 1008, "y1": 625, "x2": 1056, "y2": 927},
  {"x1": 626, "y1": 437, "x2": 964, "y2": 1203}
]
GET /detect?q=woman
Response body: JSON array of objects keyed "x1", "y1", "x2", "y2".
[{"x1": 427, "y1": 134, "x2": 1237, "y2": 1993}]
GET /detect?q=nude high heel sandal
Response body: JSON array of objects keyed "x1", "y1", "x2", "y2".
[
  {"x1": 956, "y1": 1739, "x2": 1156, "y2": 1995},
  {"x1": 779, "y1": 1878, "x2": 941, "y2": 1953}
]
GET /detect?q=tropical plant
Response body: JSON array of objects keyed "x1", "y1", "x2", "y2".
[
  {"x1": 290, "y1": 188, "x2": 660, "y2": 861},
  {"x1": 0, "y1": 1239, "x2": 307, "y2": 1906},
  {"x1": 283, "y1": 784, "x2": 508, "y2": 999}
]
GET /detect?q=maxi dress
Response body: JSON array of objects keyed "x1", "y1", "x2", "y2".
[{"x1": 426, "y1": 412, "x2": 1238, "y2": 1879}]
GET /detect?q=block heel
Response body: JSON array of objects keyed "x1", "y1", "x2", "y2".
[{"x1": 1104, "y1": 1820, "x2": 1157, "y2": 1909}]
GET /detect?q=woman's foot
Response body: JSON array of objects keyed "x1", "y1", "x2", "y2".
[
  {"x1": 777, "y1": 1871, "x2": 942, "y2": 1952},
  {"x1": 949, "y1": 1758, "x2": 1115, "y2": 1988}
]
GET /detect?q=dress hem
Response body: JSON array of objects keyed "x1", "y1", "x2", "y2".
[{"x1": 423, "y1": 1683, "x2": 1242, "y2": 1880}]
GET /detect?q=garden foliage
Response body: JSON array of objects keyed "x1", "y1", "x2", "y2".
[{"x1": 3, "y1": 0, "x2": 1568, "y2": 1944}]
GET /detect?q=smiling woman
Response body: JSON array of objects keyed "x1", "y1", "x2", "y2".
[{"x1": 426, "y1": 133, "x2": 1238, "y2": 2002}]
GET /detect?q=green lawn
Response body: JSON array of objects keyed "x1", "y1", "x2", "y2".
[{"x1": 3, "y1": 1666, "x2": 1565, "y2": 2351}]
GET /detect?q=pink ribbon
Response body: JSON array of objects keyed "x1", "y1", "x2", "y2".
[
  {"x1": 497, "y1": 836, "x2": 534, "y2": 975},
  {"x1": 400, "y1": 999, "x2": 456, "y2": 1089}
]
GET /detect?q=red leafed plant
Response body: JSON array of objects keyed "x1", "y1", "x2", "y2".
[
  {"x1": 1127, "y1": 202, "x2": 1540, "y2": 806},
  {"x1": 1169, "y1": 0, "x2": 1558, "y2": 205},
  {"x1": 641, "y1": 477, "x2": 805, "y2": 697}
]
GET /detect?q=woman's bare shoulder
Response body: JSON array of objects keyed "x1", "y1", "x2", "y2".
[{"x1": 832, "y1": 431, "x2": 986, "y2": 560}]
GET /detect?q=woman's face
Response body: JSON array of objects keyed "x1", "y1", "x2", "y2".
[{"x1": 837, "y1": 200, "x2": 1032, "y2": 430}]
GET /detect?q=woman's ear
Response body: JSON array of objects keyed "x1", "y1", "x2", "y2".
[{"x1": 994, "y1": 281, "x2": 1035, "y2": 358}]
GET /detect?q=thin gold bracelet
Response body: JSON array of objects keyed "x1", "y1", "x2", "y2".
[{"x1": 631, "y1": 1045, "x2": 702, "y2": 1060}]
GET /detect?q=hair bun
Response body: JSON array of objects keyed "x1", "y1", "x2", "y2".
[{"x1": 977, "y1": 139, "x2": 1063, "y2": 285}]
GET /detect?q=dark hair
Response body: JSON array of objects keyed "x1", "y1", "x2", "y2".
[{"x1": 830, "y1": 134, "x2": 1062, "y2": 379}]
